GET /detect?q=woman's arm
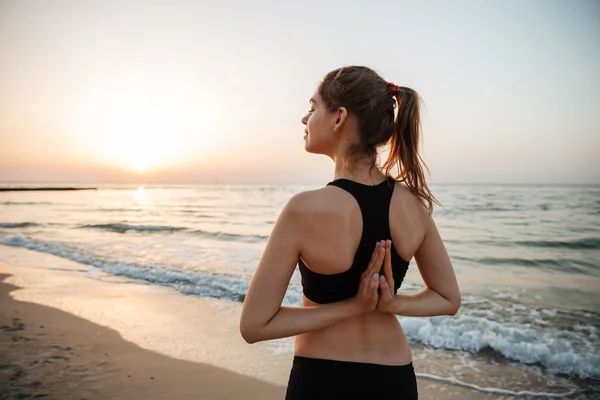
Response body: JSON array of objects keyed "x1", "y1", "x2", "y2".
[
  {"x1": 382, "y1": 287, "x2": 460, "y2": 317},
  {"x1": 378, "y1": 212, "x2": 462, "y2": 317},
  {"x1": 240, "y1": 193, "x2": 384, "y2": 344}
]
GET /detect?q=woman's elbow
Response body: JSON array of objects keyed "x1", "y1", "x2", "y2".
[
  {"x1": 448, "y1": 295, "x2": 462, "y2": 316},
  {"x1": 240, "y1": 329, "x2": 259, "y2": 344},
  {"x1": 241, "y1": 332, "x2": 259, "y2": 344},
  {"x1": 239, "y1": 320, "x2": 262, "y2": 344}
]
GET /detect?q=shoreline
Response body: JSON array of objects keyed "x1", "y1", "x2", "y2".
[
  {"x1": 0, "y1": 245, "x2": 583, "y2": 399},
  {"x1": 0, "y1": 272, "x2": 286, "y2": 399}
]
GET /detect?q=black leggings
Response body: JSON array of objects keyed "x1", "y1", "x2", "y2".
[{"x1": 285, "y1": 355, "x2": 418, "y2": 399}]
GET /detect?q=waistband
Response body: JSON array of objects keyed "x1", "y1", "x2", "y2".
[{"x1": 292, "y1": 355, "x2": 414, "y2": 370}]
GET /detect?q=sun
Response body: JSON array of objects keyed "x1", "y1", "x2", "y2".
[
  {"x1": 112, "y1": 130, "x2": 169, "y2": 173},
  {"x1": 76, "y1": 84, "x2": 218, "y2": 173},
  {"x1": 129, "y1": 155, "x2": 150, "y2": 172}
]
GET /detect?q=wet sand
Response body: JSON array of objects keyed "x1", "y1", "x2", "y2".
[{"x1": 0, "y1": 273, "x2": 285, "y2": 399}]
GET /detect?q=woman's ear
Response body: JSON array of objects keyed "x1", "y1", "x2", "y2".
[{"x1": 333, "y1": 107, "x2": 348, "y2": 132}]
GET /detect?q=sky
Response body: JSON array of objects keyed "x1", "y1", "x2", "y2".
[{"x1": 0, "y1": 0, "x2": 599, "y2": 184}]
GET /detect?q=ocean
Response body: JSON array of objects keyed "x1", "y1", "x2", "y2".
[{"x1": 1, "y1": 182, "x2": 599, "y2": 398}]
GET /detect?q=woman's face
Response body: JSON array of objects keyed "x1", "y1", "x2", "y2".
[{"x1": 301, "y1": 91, "x2": 336, "y2": 156}]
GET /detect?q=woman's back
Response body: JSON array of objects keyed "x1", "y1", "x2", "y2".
[
  {"x1": 292, "y1": 177, "x2": 428, "y2": 365},
  {"x1": 240, "y1": 65, "x2": 461, "y2": 399}
]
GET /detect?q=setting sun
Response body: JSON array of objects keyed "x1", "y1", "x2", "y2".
[
  {"x1": 128, "y1": 154, "x2": 151, "y2": 173},
  {"x1": 73, "y1": 84, "x2": 218, "y2": 173}
]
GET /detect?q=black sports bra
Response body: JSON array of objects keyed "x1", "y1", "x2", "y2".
[{"x1": 298, "y1": 176, "x2": 411, "y2": 304}]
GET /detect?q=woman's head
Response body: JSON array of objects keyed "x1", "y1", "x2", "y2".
[{"x1": 302, "y1": 66, "x2": 439, "y2": 212}]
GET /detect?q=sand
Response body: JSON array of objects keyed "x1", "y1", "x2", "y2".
[
  {"x1": 1, "y1": 246, "x2": 564, "y2": 399},
  {"x1": 0, "y1": 273, "x2": 286, "y2": 400}
]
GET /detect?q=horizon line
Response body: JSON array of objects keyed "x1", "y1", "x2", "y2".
[{"x1": 1, "y1": 180, "x2": 599, "y2": 187}]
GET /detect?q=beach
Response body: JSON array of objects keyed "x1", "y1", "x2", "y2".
[
  {"x1": 0, "y1": 257, "x2": 471, "y2": 400},
  {"x1": 2, "y1": 0, "x2": 598, "y2": 397},
  {"x1": 0, "y1": 246, "x2": 591, "y2": 399},
  {"x1": 0, "y1": 257, "x2": 523, "y2": 400},
  {"x1": 1, "y1": 183, "x2": 598, "y2": 399},
  {"x1": 0, "y1": 271, "x2": 285, "y2": 400}
]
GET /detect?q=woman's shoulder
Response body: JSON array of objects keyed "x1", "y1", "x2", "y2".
[
  {"x1": 284, "y1": 186, "x2": 350, "y2": 215},
  {"x1": 390, "y1": 180, "x2": 432, "y2": 219}
]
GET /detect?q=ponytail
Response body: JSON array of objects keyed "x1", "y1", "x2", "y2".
[
  {"x1": 316, "y1": 66, "x2": 440, "y2": 212},
  {"x1": 382, "y1": 87, "x2": 440, "y2": 213}
]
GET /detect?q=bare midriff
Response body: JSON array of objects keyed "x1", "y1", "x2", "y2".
[{"x1": 293, "y1": 295, "x2": 413, "y2": 366}]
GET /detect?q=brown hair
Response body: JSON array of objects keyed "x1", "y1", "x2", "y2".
[{"x1": 318, "y1": 66, "x2": 440, "y2": 212}]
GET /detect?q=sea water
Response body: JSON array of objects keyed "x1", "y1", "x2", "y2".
[{"x1": 1, "y1": 182, "x2": 599, "y2": 398}]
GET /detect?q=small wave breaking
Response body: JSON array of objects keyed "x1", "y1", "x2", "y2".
[
  {"x1": 400, "y1": 307, "x2": 600, "y2": 381},
  {"x1": 77, "y1": 223, "x2": 268, "y2": 243},
  {"x1": 79, "y1": 223, "x2": 186, "y2": 233},
  {"x1": 0, "y1": 222, "x2": 39, "y2": 228},
  {"x1": 1, "y1": 233, "x2": 598, "y2": 382},
  {"x1": 448, "y1": 237, "x2": 600, "y2": 250},
  {"x1": 0, "y1": 234, "x2": 297, "y2": 305}
]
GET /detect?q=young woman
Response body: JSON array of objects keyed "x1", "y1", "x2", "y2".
[{"x1": 240, "y1": 66, "x2": 461, "y2": 399}]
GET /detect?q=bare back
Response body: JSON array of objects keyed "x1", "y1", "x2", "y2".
[{"x1": 294, "y1": 179, "x2": 428, "y2": 365}]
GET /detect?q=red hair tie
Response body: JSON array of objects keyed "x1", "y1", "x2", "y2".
[{"x1": 388, "y1": 82, "x2": 400, "y2": 94}]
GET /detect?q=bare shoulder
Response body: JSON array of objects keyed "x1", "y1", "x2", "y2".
[
  {"x1": 285, "y1": 186, "x2": 348, "y2": 215},
  {"x1": 391, "y1": 181, "x2": 431, "y2": 221},
  {"x1": 284, "y1": 189, "x2": 319, "y2": 214}
]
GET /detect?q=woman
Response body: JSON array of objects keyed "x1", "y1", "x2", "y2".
[{"x1": 240, "y1": 66, "x2": 461, "y2": 399}]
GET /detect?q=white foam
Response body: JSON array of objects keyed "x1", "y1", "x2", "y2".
[
  {"x1": 0, "y1": 252, "x2": 295, "y2": 386},
  {"x1": 400, "y1": 313, "x2": 600, "y2": 380},
  {"x1": 416, "y1": 372, "x2": 578, "y2": 398},
  {"x1": 1, "y1": 244, "x2": 594, "y2": 397},
  {"x1": 3, "y1": 234, "x2": 599, "y2": 382},
  {"x1": 0, "y1": 234, "x2": 255, "y2": 301}
]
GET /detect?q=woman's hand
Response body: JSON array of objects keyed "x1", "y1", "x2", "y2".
[
  {"x1": 351, "y1": 240, "x2": 386, "y2": 313},
  {"x1": 377, "y1": 240, "x2": 396, "y2": 313}
]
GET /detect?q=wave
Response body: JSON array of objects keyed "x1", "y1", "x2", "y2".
[
  {"x1": 447, "y1": 237, "x2": 600, "y2": 250},
  {"x1": 77, "y1": 223, "x2": 268, "y2": 242},
  {"x1": 415, "y1": 372, "x2": 579, "y2": 398},
  {"x1": 0, "y1": 222, "x2": 39, "y2": 228},
  {"x1": 2, "y1": 233, "x2": 598, "y2": 382},
  {"x1": 0, "y1": 201, "x2": 53, "y2": 206},
  {"x1": 400, "y1": 306, "x2": 600, "y2": 381},
  {"x1": 189, "y1": 229, "x2": 268, "y2": 243},
  {"x1": 97, "y1": 208, "x2": 141, "y2": 212},
  {"x1": 79, "y1": 223, "x2": 186, "y2": 233},
  {"x1": 0, "y1": 234, "x2": 299, "y2": 306},
  {"x1": 470, "y1": 206, "x2": 520, "y2": 212},
  {"x1": 452, "y1": 255, "x2": 598, "y2": 276},
  {"x1": 515, "y1": 238, "x2": 600, "y2": 250},
  {"x1": 448, "y1": 205, "x2": 522, "y2": 213}
]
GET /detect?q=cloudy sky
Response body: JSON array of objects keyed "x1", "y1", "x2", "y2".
[{"x1": 1, "y1": 0, "x2": 598, "y2": 184}]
